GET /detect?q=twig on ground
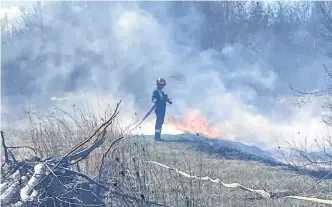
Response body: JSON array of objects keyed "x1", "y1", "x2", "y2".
[{"x1": 305, "y1": 170, "x2": 332, "y2": 193}]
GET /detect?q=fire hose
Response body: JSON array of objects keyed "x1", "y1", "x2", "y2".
[
  {"x1": 126, "y1": 97, "x2": 172, "y2": 133},
  {"x1": 149, "y1": 161, "x2": 332, "y2": 205},
  {"x1": 127, "y1": 103, "x2": 156, "y2": 133}
]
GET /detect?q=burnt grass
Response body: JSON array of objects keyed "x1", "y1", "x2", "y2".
[{"x1": 144, "y1": 133, "x2": 332, "y2": 180}]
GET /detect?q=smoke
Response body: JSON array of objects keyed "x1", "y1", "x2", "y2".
[{"x1": 1, "y1": 1, "x2": 330, "y2": 150}]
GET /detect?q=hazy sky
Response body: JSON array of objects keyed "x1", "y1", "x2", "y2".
[
  {"x1": 1, "y1": 1, "x2": 35, "y2": 8},
  {"x1": 0, "y1": 1, "x2": 34, "y2": 21},
  {"x1": 1, "y1": 1, "x2": 331, "y2": 151}
]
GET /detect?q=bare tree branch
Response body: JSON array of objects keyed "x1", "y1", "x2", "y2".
[
  {"x1": 1, "y1": 131, "x2": 10, "y2": 163},
  {"x1": 52, "y1": 101, "x2": 121, "y2": 170}
]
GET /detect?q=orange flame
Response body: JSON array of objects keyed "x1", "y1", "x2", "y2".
[{"x1": 165, "y1": 109, "x2": 223, "y2": 138}]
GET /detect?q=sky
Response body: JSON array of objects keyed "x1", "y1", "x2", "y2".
[
  {"x1": 0, "y1": 3, "x2": 23, "y2": 21},
  {"x1": 1, "y1": 1, "x2": 34, "y2": 17},
  {"x1": 1, "y1": 1, "x2": 331, "y2": 151}
]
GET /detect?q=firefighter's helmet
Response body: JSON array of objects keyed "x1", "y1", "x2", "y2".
[{"x1": 155, "y1": 78, "x2": 166, "y2": 86}]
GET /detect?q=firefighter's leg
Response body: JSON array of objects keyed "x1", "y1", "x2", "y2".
[
  {"x1": 154, "y1": 110, "x2": 165, "y2": 140},
  {"x1": 154, "y1": 112, "x2": 162, "y2": 140}
]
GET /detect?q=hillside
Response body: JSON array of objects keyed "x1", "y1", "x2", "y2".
[
  {"x1": 137, "y1": 134, "x2": 332, "y2": 206},
  {"x1": 149, "y1": 133, "x2": 276, "y2": 160}
]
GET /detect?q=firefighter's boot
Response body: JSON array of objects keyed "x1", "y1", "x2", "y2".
[{"x1": 154, "y1": 128, "x2": 164, "y2": 141}]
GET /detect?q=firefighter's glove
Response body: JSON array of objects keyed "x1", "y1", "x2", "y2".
[
  {"x1": 167, "y1": 97, "x2": 172, "y2": 105},
  {"x1": 164, "y1": 94, "x2": 172, "y2": 105},
  {"x1": 163, "y1": 94, "x2": 168, "y2": 100}
]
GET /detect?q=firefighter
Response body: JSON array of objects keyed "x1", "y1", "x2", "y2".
[{"x1": 151, "y1": 78, "x2": 172, "y2": 141}]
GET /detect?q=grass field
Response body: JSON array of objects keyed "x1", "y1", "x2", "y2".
[
  {"x1": 106, "y1": 134, "x2": 332, "y2": 207},
  {"x1": 4, "y1": 108, "x2": 332, "y2": 207}
]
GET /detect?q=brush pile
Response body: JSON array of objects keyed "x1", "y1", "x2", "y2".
[{"x1": 0, "y1": 103, "x2": 122, "y2": 207}]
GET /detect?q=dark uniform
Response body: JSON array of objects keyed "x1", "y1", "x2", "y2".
[{"x1": 151, "y1": 78, "x2": 172, "y2": 141}]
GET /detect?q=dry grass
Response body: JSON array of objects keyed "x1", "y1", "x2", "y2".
[
  {"x1": 3, "y1": 103, "x2": 332, "y2": 207},
  {"x1": 132, "y1": 139, "x2": 332, "y2": 207},
  {"x1": 96, "y1": 134, "x2": 332, "y2": 207}
]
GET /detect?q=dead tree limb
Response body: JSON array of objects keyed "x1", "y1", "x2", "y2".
[
  {"x1": 7, "y1": 146, "x2": 37, "y2": 156},
  {"x1": 1, "y1": 131, "x2": 10, "y2": 163},
  {"x1": 67, "y1": 129, "x2": 107, "y2": 163},
  {"x1": 0, "y1": 170, "x2": 20, "y2": 205},
  {"x1": 19, "y1": 163, "x2": 46, "y2": 203},
  {"x1": 52, "y1": 101, "x2": 121, "y2": 171}
]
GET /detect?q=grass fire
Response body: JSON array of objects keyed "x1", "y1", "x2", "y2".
[{"x1": 166, "y1": 109, "x2": 224, "y2": 139}]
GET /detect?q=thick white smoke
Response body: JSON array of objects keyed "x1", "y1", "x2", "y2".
[{"x1": 1, "y1": 1, "x2": 331, "y2": 150}]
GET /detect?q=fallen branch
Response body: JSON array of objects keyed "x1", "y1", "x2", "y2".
[
  {"x1": 0, "y1": 170, "x2": 20, "y2": 205},
  {"x1": 52, "y1": 101, "x2": 121, "y2": 170},
  {"x1": 306, "y1": 170, "x2": 332, "y2": 193},
  {"x1": 55, "y1": 166, "x2": 109, "y2": 190},
  {"x1": 7, "y1": 146, "x2": 37, "y2": 155},
  {"x1": 19, "y1": 163, "x2": 46, "y2": 203},
  {"x1": 67, "y1": 129, "x2": 107, "y2": 163}
]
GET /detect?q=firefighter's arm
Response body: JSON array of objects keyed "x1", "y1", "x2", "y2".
[
  {"x1": 151, "y1": 90, "x2": 159, "y2": 104},
  {"x1": 164, "y1": 94, "x2": 172, "y2": 105}
]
